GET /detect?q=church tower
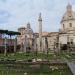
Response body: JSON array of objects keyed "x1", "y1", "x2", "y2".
[
  {"x1": 59, "y1": 2, "x2": 75, "y2": 45},
  {"x1": 27, "y1": 22, "x2": 31, "y2": 29},
  {"x1": 67, "y1": 3, "x2": 72, "y2": 17},
  {"x1": 38, "y1": 13, "x2": 42, "y2": 52},
  {"x1": 60, "y1": 2, "x2": 75, "y2": 32}
]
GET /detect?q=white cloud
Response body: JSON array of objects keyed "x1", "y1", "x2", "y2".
[{"x1": 0, "y1": 0, "x2": 74, "y2": 32}]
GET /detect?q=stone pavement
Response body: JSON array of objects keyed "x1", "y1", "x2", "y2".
[{"x1": 67, "y1": 61, "x2": 75, "y2": 75}]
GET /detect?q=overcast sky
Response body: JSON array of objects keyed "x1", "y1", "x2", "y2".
[{"x1": 0, "y1": 0, "x2": 75, "y2": 32}]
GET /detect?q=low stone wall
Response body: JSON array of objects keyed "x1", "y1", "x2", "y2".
[{"x1": 0, "y1": 61, "x2": 72, "y2": 74}]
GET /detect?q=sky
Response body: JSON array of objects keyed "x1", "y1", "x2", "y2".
[{"x1": 0, "y1": 0, "x2": 75, "y2": 32}]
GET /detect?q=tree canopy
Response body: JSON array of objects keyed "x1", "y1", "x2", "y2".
[{"x1": 0, "y1": 29, "x2": 21, "y2": 35}]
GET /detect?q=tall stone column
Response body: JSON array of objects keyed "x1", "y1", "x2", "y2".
[
  {"x1": 20, "y1": 43, "x2": 23, "y2": 52},
  {"x1": 14, "y1": 37, "x2": 17, "y2": 53},
  {"x1": 24, "y1": 35, "x2": 27, "y2": 52},
  {"x1": 38, "y1": 13, "x2": 42, "y2": 52},
  {"x1": 34, "y1": 36, "x2": 37, "y2": 52},
  {"x1": 4, "y1": 37, "x2": 7, "y2": 56}
]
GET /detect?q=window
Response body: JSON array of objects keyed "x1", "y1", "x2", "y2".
[
  {"x1": 69, "y1": 23, "x2": 72, "y2": 27},
  {"x1": 63, "y1": 24, "x2": 65, "y2": 29},
  {"x1": 70, "y1": 39, "x2": 73, "y2": 44}
]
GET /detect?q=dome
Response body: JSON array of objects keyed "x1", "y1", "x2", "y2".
[{"x1": 61, "y1": 3, "x2": 75, "y2": 23}]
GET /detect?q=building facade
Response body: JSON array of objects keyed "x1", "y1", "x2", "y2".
[
  {"x1": 17, "y1": 23, "x2": 34, "y2": 52},
  {"x1": 17, "y1": 3, "x2": 75, "y2": 52}
]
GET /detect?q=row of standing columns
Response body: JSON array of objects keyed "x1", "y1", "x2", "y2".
[{"x1": 4, "y1": 37, "x2": 17, "y2": 56}]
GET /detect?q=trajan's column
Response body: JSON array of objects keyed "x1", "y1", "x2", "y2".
[{"x1": 38, "y1": 13, "x2": 42, "y2": 52}]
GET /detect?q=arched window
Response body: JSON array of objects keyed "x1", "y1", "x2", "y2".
[
  {"x1": 63, "y1": 24, "x2": 65, "y2": 29},
  {"x1": 70, "y1": 39, "x2": 73, "y2": 44},
  {"x1": 69, "y1": 23, "x2": 72, "y2": 27},
  {"x1": 69, "y1": 16, "x2": 71, "y2": 17}
]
